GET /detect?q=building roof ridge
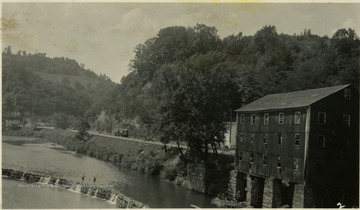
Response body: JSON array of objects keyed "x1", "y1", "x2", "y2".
[{"x1": 235, "y1": 84, "x2": 351, "y2": 112}]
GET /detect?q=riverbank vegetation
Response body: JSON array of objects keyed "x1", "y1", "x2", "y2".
[{"x1": 3, "y1": 128, "x2": 178, "y2": 175}]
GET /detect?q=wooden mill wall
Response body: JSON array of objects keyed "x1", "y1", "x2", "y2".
[{"x1": 235, "y1": 108, "x2": 307, "y2": 184}]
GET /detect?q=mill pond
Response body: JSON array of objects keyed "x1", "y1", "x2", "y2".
[{"x1": 2, "y1": 135, "x2": 215, "y2": 208}]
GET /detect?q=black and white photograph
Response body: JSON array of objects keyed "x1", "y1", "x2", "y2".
[{"x1": 2, "y1": 1, "x2": 359, "y2": 208}]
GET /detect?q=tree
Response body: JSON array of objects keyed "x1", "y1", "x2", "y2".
[
  {"x1": 152, "y1": 51, "x2": 238, "y2": 163},
  {"x1": 192, "y1": 23, "x2": 221, "y2": 54},
  {"x1": 51, "y1": 113, "x2": 71, "y2": 129},
  {"x1": 329, "y1": 28, "x2": 360, "y2": 87},
  {"x1": 75, "y1": 119, "x2": 91, "y2": 142},
  {"x1": 331, "y1": 28, "x2": 359, "y2": 57},
  {"x1": 254, "y1": 25, "x2": 278, "y2": 53},
  {"x1": 4, "y1": 46, "x2": 12, "y2": 55}
]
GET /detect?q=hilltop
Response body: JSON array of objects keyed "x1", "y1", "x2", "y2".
[{"x1": 2, "y1": 47, "x2": 117, "y2": 129}]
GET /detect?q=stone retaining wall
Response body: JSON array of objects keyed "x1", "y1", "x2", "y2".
[
  {"x1": 187, "y1": 163, "x2": 206, "y2": 193},
  {"x1": 2, "y1": 168, "x2": 147, "y2": 208}
]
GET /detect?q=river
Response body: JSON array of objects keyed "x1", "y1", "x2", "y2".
[{"x1": 2, "y1": 136, "x2": 214, "y2": 208}]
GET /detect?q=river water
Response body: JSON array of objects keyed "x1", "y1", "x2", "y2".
[{"x1": 2, "y1": 136, "x2": 214, "y2": 208}]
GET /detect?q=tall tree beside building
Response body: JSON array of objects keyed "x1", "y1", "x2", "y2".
[{"x1": 152, "y1": 52, "x2": 238, "y2": 162}]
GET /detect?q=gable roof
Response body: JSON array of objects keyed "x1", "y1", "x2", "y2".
[{"x1": 235, "y1": 84, "x2": 351, "y2": 112}]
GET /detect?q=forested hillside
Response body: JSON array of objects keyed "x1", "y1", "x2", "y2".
[
  {"x1": 110, "y1": 25, "x2": 359, "y2": 160},
  {"x1": 2, "y1": 47, "x2": 117, "y2": 129},
  {"x1": 3, "y1": 25, "x2": 359, "y2": 158}
]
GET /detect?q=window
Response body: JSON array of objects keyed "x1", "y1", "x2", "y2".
[
  {"x1": 279, "y1": 113, "x2": 284, "y2": 124},
  {"x1": 293, "y1": 158, "x2": 299, "y2": 172},
  {"x1": 251, "y1": 133, "x2": 255, "y2": 143},
  {"x1": 264, "y1": 113, "x2": 269, "y2": 125},
  {"x1": 343, "y1": 115, "x2": 350, "y2": 127},
  {"x1": 240, "y1": 133, "x2": 244, "y2": 142},
  {"x1": 240, "y1": 114, "x2": 245, "y2": 124},
  {"x1": 263, "y1": 134, "x2": 267, "y2": 145},
  {"x1": 344, "y1": 88, "x2": 351, "y2": 100},
  {"x1": 295, "y1": 134, "x2": 300, "y2": 146},
  {"x1": 263, "y1": 154, "x2": 267, "y2": 166},
  {"x1": 250, "y1": 153, "x2": 254, "y2": 164},
  {"x1": 251, "y1": 114, "x2": 256, "y2": 125},
  {"x1": 277, "y1": 156, "x2": 282, "y2": 168},
  {"x1": 278, "y1": 133, "x2": 283, "y2": 145},
  {"x1": 318, "y1": 112, "x2": 326, "y2": 125},
  {"x1": 295, "y1": 112, "x2": 301, "y2": 124},
  {"x1": 317, "y1": 135, "x2": 325, "y2": 148},
  {"x1": 239, "y1": 152, "x2": 243, "y2": 161}
]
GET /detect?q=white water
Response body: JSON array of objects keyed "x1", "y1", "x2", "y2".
[
  {"x1": 54, "y1": 178, "x2": 60, "y2": 185},
  {"x1": 86, "y1": 187, "x2": 92, "y2": 195},
  {"x1": 108, "y1": 193, "x2": 118, "y2": 204},
  {"x1": 113, "y1": 195, "x2": 119, "y2": 204},
  {"x1": 75, "y1": 184, "x2": 82, "y2": 192},
  {"x1": 20, "y1": 172, "x2": 25, "y2": 181},
  {"x1": 93, "y1": 189, "x2": 99, "y2": 197}
]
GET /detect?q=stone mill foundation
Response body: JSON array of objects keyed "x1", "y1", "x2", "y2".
[{"x1": 228, "y1": 170, "x2": 314, "y2": 208}]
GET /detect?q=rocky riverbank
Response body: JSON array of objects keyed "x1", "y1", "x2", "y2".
[{"x1": 2, "y1": 168, "x2": 146, "y2": 208}]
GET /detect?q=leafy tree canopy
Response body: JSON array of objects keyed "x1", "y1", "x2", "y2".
[{"x1": 3, "y1": 24, "x2": 359, "y2": 161}]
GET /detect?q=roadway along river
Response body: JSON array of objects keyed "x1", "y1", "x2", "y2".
[{"x1": 2, "y1": 136, "x2": 214, "y2": 208}]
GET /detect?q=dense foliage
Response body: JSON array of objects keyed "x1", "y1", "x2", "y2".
[
  {"x1": 75, "y1": 120, "x2": 91, "y2": 142},
  {"x1": 2, "y1": 47, "x2": 116, "y2": 129},
  {"x1": 3, "y1": 25, "x2": 359, "y2": 162},
  {"x1": 114, "y1": 25, "x2": 359, "y2": 162}
]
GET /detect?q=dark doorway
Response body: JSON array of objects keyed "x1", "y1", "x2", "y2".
[
  {"x1": 250, "y1": 176, "x2": 265, "y2": 208},
  {"x1": 281, "y1": 182, "x2": 295, "y2": 207}
]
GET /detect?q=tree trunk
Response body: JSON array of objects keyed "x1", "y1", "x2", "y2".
[
  {"x1": 162, "y1": 142, "x2": 168, "y2": 153},
  {"x1": 204, "y1": 139, "x2": 209, "y2": 162},
  {"x1": 176, "y1": 139, "x2": 186, "y2": 161},
  {"x1": 211, "y1": 142, "x2": 218, "y2": 155}
]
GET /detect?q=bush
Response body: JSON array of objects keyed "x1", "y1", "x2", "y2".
[
  {"x1": 160, "y1": 165, "x2": 177, "y2": 181},
  {"x1": 144, "y1": 158, "x2": 163, "y2": 175},
  {"x1": 211, "y1": 196, "x2": 248, "y2": 208}
]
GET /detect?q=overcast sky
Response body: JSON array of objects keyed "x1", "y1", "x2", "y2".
[{"x1": 2, "y1": 2, "x2": 360, "y2": 83}]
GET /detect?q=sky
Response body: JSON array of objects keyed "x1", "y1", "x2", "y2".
[{"x1": 2, "y1": 2, "x2": 360, "y2": 83}]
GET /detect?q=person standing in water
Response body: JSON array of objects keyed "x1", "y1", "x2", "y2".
[
  {"x1": 82, "y1": 175, "x2": 85, "y2": 184},
  {"x1": 93, "y1": 176, "x2": 96, "y2": 184}
]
